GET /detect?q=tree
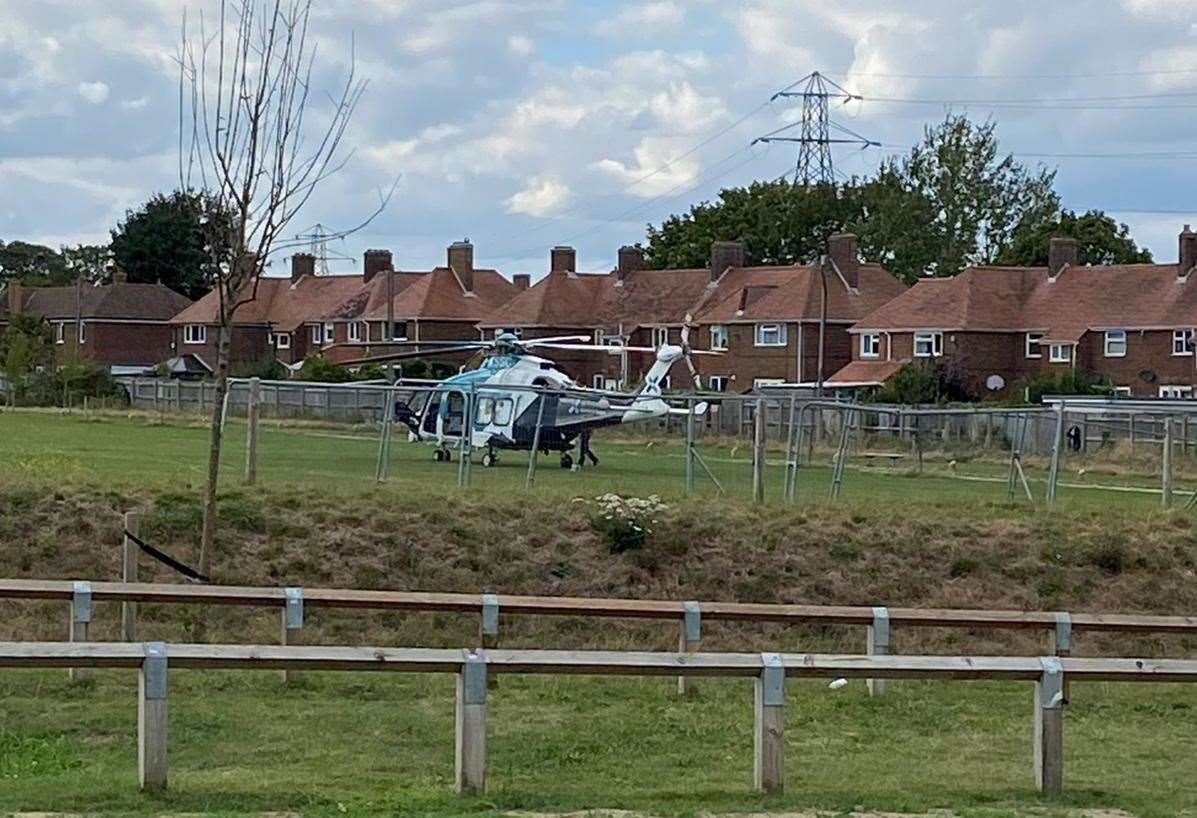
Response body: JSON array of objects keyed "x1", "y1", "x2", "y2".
[
  {"x1": 179, "y1": 0, "x2": 388, "y2": 578},
  {"x1": 0, "y1": 241, "x2": 67, "y2": 286},
  {"x1": 110, "y1": 190, "x2": 234, "y2": 298},
  {"x1": 997, "y1": 209, "x2": 1153, "y2": 267},
  {"x1": 0, "y1": 314, "x2": 52, "y2": 406}
]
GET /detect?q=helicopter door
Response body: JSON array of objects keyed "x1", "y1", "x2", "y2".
[
  {"x1": 441, "y1": 391, "x2": 465, "y2": 437},
  {"x1": 421, "y1": 394, "x2": 441, "y2": 435}
]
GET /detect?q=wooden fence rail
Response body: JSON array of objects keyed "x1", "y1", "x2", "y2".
[
  {"x1": 4, "y1": 641, "x2": 1197, "y2": 797},
  {"x1": 4, "y1": 577, "x2": 1197, "y2": 697}
]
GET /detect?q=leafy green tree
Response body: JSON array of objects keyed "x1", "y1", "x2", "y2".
[
  {"x1": 0, "y1": 241, "x2": 67, "y2": 286},
  {"x1": 110, "y1": 190, "x2": 233, "y2": 299},
  {"x1": 997, "y1": 209, "x2": 1153, "y2": 267},
  {"x1": 0, "y1": 314, "x2": 53, "y2": 405}
]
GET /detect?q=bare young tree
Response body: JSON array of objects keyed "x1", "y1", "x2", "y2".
[{"x1": 178, "y1": 0, "x2": 385, "y2": 578}]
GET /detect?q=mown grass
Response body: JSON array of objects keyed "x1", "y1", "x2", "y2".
[{"x1": 2, "y1": 670, "x2": 1197, "y2": 817}]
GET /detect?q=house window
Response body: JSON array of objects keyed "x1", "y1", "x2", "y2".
[
  {"x1": 276, "y1": 332, "x2": 291, "y2": 350},
  {"x1": 184, "y1": 324, "x2": 207, "y2": 345},
  {"x1": 595, "y1": 331, "x2": 623, "y2": 347},
  {"x1": 493, "y1": 327, "x2": 521, "y2": 338},
  {"x1": 754, "y1": 323, "x2": 786, "y2": 347},
  {"x1": 1112, "y1": 386, "x2": 1132, "y2": 398},
  {"x1": 753, "y1": 377, "x2": 784, "y2": 390},
  {"x1": 709, "y1": 324, "x2": 728, "y2": 351},
  {"x1": 860, "y1": 333, "x2": 880, "y2": 358},
  {"x1": 78, "y1": 321, "x2": 86, "y2": 344},
  {"x1": 1103, "y1": 330, "x2": 1127, "y2": 357},
  {"x1": 913, "y1": 331, "x2": 942, "y2": 357},
  {"x1": 592, "y1": 374, "x2": 605, "y2": 389},
  {"x1": 323, "y1": 322, "x2": 334, "y2": 343},
  {"x1": 1025, "y1": 332, "x2": 1043, "y2": 359},
  {"x1": 1159, "y1": 385, "x2": 1194, "y2": 398},
  {"x1": 707, "y1": 375, "x2": 728, "y2": 392},
  {"x1": 310, "y1": 324, "x2": 323, "y2": 344},
  {"x1": 652, "y1": 327, "x2": 669, "y2": 347},
  {"x1": 386, "y1": 321, "x2": 408, "y2": 341},
  {"x1": 1173, "y1": 329, "x2": 1195, "y2": 356},
  {"x1": 54, "y1": 322, "x2": 65, "y2": 345},
  {"x1": 349, "y1": 321, "x2": 366, "y2": 343},
  {"x1": 1049, "y1": 343, "x2": 1071, "y2": 363}
]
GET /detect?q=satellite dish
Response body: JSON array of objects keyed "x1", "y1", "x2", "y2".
[
  {"x1": 985, "y1": 374, "x2": 1005, "y2": 392},
  {"x1": 1139, "y1": 369, "x2": 1157, "y2": 384}
]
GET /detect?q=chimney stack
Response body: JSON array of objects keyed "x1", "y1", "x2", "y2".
[
  {"x1": 709, "y1": 240, "x2": 745, "y2": 282},
  {"x1": 1048, "y1": 236, "x2": 1077, "y2": 279},
  {"x1": 1180, "y1": 225, "x2": 1197, "y2": 279},
  {"x1": 550, "y1": 245, "x2": 576, "y2": 275},
  {"x1": 363, "y1": 249, "x2": 392, "y2": 284},
  {"x1": 616, "y1": 245, "x2": 645, "y2": 283},
  {"x1": 448, "y1": 240, "x2": 474, "y2": 292},
  {"x1": 291, "y1": 252, "x2": 315, "y2": 283},
  {"x1": 513, "y1": 273, "x2": 531, "y2": 291},
  {"x1": 827, "y1": 233, "x2": 860, "y2": 289}
]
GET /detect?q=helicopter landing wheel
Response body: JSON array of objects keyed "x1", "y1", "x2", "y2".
[
  {"x1": 481, "y1": 451, "x2": 498, "y2": 468},
  {"x1": 434, "y1": 448, "x2": 452, "y2": 463},
  {"x1": 559, "y1": 452, "x2": 573, "y2": 470}
]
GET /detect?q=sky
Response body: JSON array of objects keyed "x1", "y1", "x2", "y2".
[{"x1": 2, "y1": 0, "x2": 1197, "y2": 280}]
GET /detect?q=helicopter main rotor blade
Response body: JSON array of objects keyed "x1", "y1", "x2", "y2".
[
  {"x1": 519, "y1": 335, "x2": 593, "y2": 346},
  {"x1": 338, "y1": 344, "x2": 491, "y2": 365}
]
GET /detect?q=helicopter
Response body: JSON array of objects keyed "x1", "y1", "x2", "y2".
[{"x1": 346, "y1": 329, "x2": 717, "y2": 469}]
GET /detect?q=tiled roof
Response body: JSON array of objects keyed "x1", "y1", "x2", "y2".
[
  {"x1": 826, "y1": 359, "x2": 909, "y2": 386},
  {"x1": 8, "y1": 282, "x2": 191, "y2": 321},
  {"x1": 690, "y1": 262, "x2": 907, "y2": 324},
  {"x1": 171, "y1": 268, "x2": 518, "y2": 328},
  {"x1": 852, "y1": 263, "x2": 1197, "y2": 342}
]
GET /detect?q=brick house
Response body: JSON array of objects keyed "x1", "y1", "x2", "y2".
[
  {"x1": 0, "y1": 272, "x2": 192, "y2": 373},
  {"x1": 687, "y1": 234, "x2": 908, "y2": 392},
  {"x1": 477, "y1": 245, "x2": 711, "y2": 389},
  {"x1": 832, "y1": 228, "x2": 1197, "y2": 398},
  {"x1": 169, "y1": 242, "x2": 520, "y2": 373}
]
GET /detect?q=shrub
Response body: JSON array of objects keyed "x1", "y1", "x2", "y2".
[
  {"x1": 872, "y1": 360, "x2": 973, "y2": 404},
  {"x1": 587, "y1": 493, "x2": 667, "y2": 554},
  {"x1": 1022, "y1": 369, "x2": 1111, "y2": 404}
]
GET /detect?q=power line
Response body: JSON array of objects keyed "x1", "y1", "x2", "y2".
[
  {"x1": 826, "y1": 67, "x2": 1197, "y2": 80},
  {"x1": 877, "y1": 143, "x2": 1197, "y2": 160}
]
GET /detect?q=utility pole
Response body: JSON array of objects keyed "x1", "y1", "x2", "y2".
[{"x1": 753, "y1": 71, "x2": 878, "y2": 187}]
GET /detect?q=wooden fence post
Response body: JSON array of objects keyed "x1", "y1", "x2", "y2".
[
  {"x1": 455, "y1": 652, "x2": 488, "y2": 794},
  {"x1": 122, "y1": 513, "x2": 140, "y2": 641},
  {"x1": 280, "y1": 588, "x2": 303, "y2": 684},
  {"x1": 68, "y1": 581, "x2": 91, "y2": 682},
  {"x1": 867, "y1": 607, "x2": 889, "y2": 697},
  {"x1": 754, "y1": 653, "x2": 785, "y2": 794},
  {"x1": 245, "y1": 377, "x2": 260, "y2": 485},
  {"x1": 1033, "y1": 658, "x2": 1065, "y2": 796},
  {"x1": 139, "y1": 642, "x2": 169, "y2": 791},
  {"x1": 677, "y1": 601, "x2": 700, "y2": 697}
]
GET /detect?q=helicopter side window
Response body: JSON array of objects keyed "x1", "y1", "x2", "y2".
[
  {"x1": 421, "y1": 394, "x2": 441, "y2": 434},
  {"x1": 476, "y1": 397, "x2": 495, "y2": 426},
  {"x1": 493, "y1": 398, "x2": 513, "y2": 426},
  {"x1": 444, "y1": 392, "x2": 464, "y2": 435}
]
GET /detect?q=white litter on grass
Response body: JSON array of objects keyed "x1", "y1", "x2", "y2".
[{"x1": 828, "y1": 677, "x2": 848, "y2": 690}]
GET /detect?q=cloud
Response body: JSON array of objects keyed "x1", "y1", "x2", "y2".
[
  {"x1": 120, "y1": 96, "x2": 148, "y2": 111},
  {"x1": 595, "y1": 1, "x2": 685, "y2": 38},
  {"x1": 77, "y1": 81, "x2": 110, "y2": 104},
  {"x1": 505, "y1": 176, "x2": 570, "y2": 216},
  {"x1": 508, "y1": 34, "x2": 535, "y2": 56}
]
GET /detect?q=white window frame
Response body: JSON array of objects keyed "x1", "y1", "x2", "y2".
[
  {"x1": 592, "y1": 374, "x2": 604, "y2": 389},
  {"x1": 493, "y1": 327, "x2": 522, "y2": 339},
  {"x1": 54, "y1": 322, "x2": 65, "y2": 345},
  {"x1": 310, "y1": 324, "x2": 322, "y2": 344},
  {"x1": 349, "y1": 321, "x2": 366, "y2": 343},
  {"x1": 913, "y1": 331, "x2": 942, "y2": 358},
  {"x1": 709, "y1": 324, "x2": 728, "y2": 351},
  {"x1": 183, "y1": 324, "x2": 207, "y2": 345},
  {"x1": 753, "y1": 377, "x2": 784, "y2": 390},
  {"x1": 860, "y1": 333, "x2": 880, "y2": 358},
  {"x1": 1025, "y1": 332, "x2": 1043, "y2": 359},
  {"x1": 1049, "y1": 343, "x2": 1071, "y2": 363},
  {"x1": 78, "y1": 321, "x2": 86, "y2": 344},
  {"x1": 1112, "y1": 386, "x2": 1132, "y2": 398},
  {"x1": 652, "y1": 326, "x2": 669, "y2": 348},
  {"x1": 707, "y1": 375, "x2": 728, "y2": 392},
  {"x1": 1159, "y1": 385, "x2": 1194, "y2": 398},
  {"x1": 276, "y1": 332, "x2": 291, "y2": 350},
  {"x1": 323, "y1": 322, "x2": 334, "y2": 344},
  {"x1": 1104, "y1": 330, "x2": 1127, "y2": 358},
  {"x1": 1173, "y1": 329, "x2": 1195, "y2": 356},
  {"x1": 603, "y1": 377, "x2": 619, "y2": 391},
  {"x1": 754, "y1": 323, "x2": 786, "y2": 347}
]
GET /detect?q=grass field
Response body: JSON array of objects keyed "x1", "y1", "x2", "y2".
[
  {"x1": 0, "y1": 407, "x2": 1190, "y2": 514},
  {"x1": 3, "y1": 408, "x2": 1197, "y2": 817}
]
